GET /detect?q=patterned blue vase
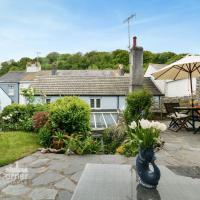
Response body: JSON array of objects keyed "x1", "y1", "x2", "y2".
[{"x1": 136, "y1": 147, "x2": 161, "y2": 188}]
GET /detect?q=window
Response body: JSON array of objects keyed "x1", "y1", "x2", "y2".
[
  {"x1": 46, "y1": 98, "x2": 51, "y2": 104},
  {"x1": 90, "y1": 98, "x2": 101, "y2": 109},
  {"x1": 90, "y1": 112, "x2": 118, "y2": 130},
  {"x1": 8, "y1": 85, "x2": 14, "y2": 96}
]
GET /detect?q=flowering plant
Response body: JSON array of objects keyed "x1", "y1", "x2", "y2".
[
  {"x1": 21, "y1": 87, "x2": 35, "y2": 104},
  {"x1": 128, "y1": 119, "x2": 167, "y2": 149}
]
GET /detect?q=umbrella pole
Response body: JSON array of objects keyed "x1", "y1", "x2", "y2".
[{"x1": 189, "y1": 72, "x2": 194, "y2": 107}]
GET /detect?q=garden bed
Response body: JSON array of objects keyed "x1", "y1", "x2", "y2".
[{"x1": 0, "y1": 131, "x2": 40, "y2": 166}]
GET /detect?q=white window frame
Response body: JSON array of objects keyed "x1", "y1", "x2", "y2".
[
  {"x1": 90, "y1": 98, "x2": 101, "y2": 109},
  {"x1": 8, "y1": 85, "x2": 14, "y2": 96}
]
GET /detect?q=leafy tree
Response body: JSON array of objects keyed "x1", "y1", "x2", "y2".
[{"x1": 0, "y1": 49, "x2": 186, "y2": 77}]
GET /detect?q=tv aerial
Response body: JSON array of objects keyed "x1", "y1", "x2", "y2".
[{"x1": 123, "y1": 14, "x2": 136, "y2": 50}]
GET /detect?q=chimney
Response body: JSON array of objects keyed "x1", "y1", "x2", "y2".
[
  {"x1": 51, "y1": 63, "x2": 57, "y2": 75},
  {"x1": 118, "y1": 64, "x2": 125, "y2": 76},
  {"x1": 26, "y1": 61, "x2": 41, "y2": 72},
  {"x1": 129, "y1": 36, "x2": 144, "y2": 92}
]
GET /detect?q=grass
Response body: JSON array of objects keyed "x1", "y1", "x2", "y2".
[{"x1": 0, "y1": 131, "x2": 40, "y2": 166}]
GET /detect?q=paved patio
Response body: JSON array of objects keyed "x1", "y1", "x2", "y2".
[{"x1": 0, "y1": 129, "x2": 200, "y2": 200}]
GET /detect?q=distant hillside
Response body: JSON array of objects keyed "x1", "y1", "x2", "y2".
[{"x1": 0, "y1": 50, "x2": 186, "y2": 77}]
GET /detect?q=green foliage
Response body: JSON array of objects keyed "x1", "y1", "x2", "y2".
[
  {"x1": 0, "y1": 103, "x2": 49, "y2": 131},
  {"x1": 102, "y1": 124, "x2": 126, "y2": 154},
  {"x1": 0, "y1": 50, "x2": 185, "y2": 77},
  {"x1": 49, "y1": 97, "x2": 90, "y2": 134},
  {"x1": 21, "y1": 116, "x2": 33, "y2": 132},
  {"x1": 38, "y1": 127, "x2": 52, "y2": 148},
  {"x1": 65, "y1": 134, "x2": 101, "y2": 155},
  {"x1": 124, "y1": 89, "x2": 152, "y2": 124},
  {"x1": 122, "y1": 137, "x2": 138, "y2": 157},
  {"x1": 54, "y1": 131, "x2": 65, "y2": 142},
  {"x1": 0, "y1": 104, "x2": 32, "y2": 130}
]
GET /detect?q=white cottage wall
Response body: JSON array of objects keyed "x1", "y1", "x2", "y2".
[{"x1": 165, "y1": 78, "x2": 196, "y2": 97}]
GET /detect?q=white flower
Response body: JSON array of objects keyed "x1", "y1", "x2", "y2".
[
  {"x1": 150, "y1": 121, "x2": 167, "y2": 132},
  {"x1": 139, "y1": 119, "x2": 152, "y2": 129},
  {"x1": 2, "y1": 116, "x2": 10, "y2": 120},
  {"x1": 129, "y1": 121, "x2": 137, "y2": 129}
]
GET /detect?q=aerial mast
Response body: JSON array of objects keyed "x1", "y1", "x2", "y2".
[{"x1": 123, "y1": 14, "x2": 136, "y2": 50}]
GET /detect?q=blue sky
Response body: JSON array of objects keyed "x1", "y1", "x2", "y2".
[{"x1": 0, "y1": 0, "x2": 200, "y2": 61}]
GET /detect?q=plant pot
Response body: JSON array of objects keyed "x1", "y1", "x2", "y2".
[
  {"x1": 136, "y1": 147, "x2": 160, "y2": 188},
  {"x1": 51, "y1": 138, "x2": 65, "y2": 150}
]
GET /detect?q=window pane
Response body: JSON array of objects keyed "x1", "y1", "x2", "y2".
[
  {"x1": 90, "y1": 114, "x2": 95, "y2": 129},
  {"x1": 96, "y1": 99, "x2": 101, "y2": 108},
  {"x1": 46, "y1": 99, "x2": 51, "y2": 104},
  {"x1": 95, "y1": 113, "x2": 106, "y2": 128},
  {"x1": 90, "y1": 99, "x2": 95, "y2": 108},
  {"x1": 104, "y1": 113, "x2": 115, "y2": 127},
  {"x1": 111, "y1": 113, "x2": 118, "y2": 123},
  {"x1": 8, "y1": 86, "x2": 14, "y2": 96}
]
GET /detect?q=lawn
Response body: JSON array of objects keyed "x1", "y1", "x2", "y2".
[{"x1": 0, "y1": 131, "x2": 40, "y2": 166}]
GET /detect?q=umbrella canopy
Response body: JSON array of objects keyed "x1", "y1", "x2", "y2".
[
  {"x1": 152, "y1": 55, "x2": 200, "y2": 105},
  {"x1": 152, "y1": 55, "x2": 200, "y2": 80}
]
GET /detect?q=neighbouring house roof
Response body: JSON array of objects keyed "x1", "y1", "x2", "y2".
[
  {"x1": 0, "y1": 70, "x2": 163, "y2": 96},
  {"x1": 0, "y1": 72, "x2": 26, "y2": 82},
  {"x1": 31, "y1": 76, "x2": 163, "y2": 96},
  {"x1": 148, "y1": 63, "x2": 167, "y2": 69}
]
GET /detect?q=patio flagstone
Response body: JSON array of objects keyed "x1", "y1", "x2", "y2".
[
  {"x1": 32, "y1": 171, "x2": 65, "y2": 186},
  {"x1": 29, "y1": 188, "x2": 58, "y2": 200},
  {"x1": 29, "y1": 158, "x2": 50, "y2": 168},
  {"x1": 55, "y1": 177, "x2": 76, "y2": 192},
  {"x1": 2, "y1": 184, "x2": 31, "y2": 196},
  {"x1": 56, "y1": 190, "x2": 73, "y2": 200}
]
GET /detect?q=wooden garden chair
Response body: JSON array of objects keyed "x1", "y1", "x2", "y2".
[{"x1": 164, "y1": 103, "x2": 189, "y2": 132}]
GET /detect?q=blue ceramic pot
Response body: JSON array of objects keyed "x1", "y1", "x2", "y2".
[{"x1": 136, "y1": 147, "x2": 161, "y2": 188}]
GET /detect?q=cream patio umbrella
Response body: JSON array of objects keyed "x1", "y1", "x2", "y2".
[{"x1": 152, "y1": 55, "x2": 200, "y2": 106}]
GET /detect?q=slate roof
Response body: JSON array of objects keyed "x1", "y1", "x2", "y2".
[
  {"x1": 31, "y1": 76, "x2": 163, "y2": 96},
  {"x1": 0, "y1": 70, "x2": 163, "y2": 96},
  {"x1": 0, "y1": 72, "x2": 26, "y2": 82}
]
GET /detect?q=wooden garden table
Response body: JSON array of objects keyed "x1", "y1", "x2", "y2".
[{"x1": 174, "y1": 106, "x2": 200, "y2": 133}]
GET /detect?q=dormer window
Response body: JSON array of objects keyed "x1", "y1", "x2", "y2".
[
  {"x1": 8, "y1": 85, "x2": 14, "y2": 96},
  {"x1": 90, "y1": 98, "x2": 101, "y2": 109}
]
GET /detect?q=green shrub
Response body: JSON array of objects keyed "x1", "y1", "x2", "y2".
[
  {"x1": 102, "y1": 124, "x2": 126, "y2": 154},
  {"x1": 66, "y1": 134, "x2": 101, "y2": 155},
  {"x1": 21, "y1": 117, "x2": 33, "y2": 132},
  {"x1": 0, "y1": 103, "x2": 49, "y2": 131},
  {"x1": 124, "y1": 89, "x2": 152, "y2": 124},
  {"x1": 49, "y1": 97, "x2": 90, "y2": 134},
  {"x1": 38, "y1": 127, "x2": 52, "y2": 147},
  {"x1": 0, "y1": 104, "x2": 30, "y2": 130}
]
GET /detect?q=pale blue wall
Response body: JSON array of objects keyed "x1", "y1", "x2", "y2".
[
  {"x1": 34, "y1": 95, "x2": 126, "y2": 110},
  {"x1": 0, "y1": 83, "x2": 19, "y2": 103}
]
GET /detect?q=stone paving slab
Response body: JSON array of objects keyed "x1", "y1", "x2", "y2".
[
  {"x1": 28, "y1": 188, "x2": 58, "y2": 200},
  {"x1": 55, "y1": 177, "x2": 76, "y2": 192},
  {"x1": 2, "y1": 184, "x2": 31, "y2": 196},
  {"x1": 32, "y1": 170, "x2": 65, "y2": 186}
]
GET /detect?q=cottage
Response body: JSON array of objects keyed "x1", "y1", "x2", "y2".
[{"x1": 0, "y1": 38, "x2": 163, "y2": 129}]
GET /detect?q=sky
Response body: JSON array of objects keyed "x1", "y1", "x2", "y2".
[{"x1": 0, "y1": 0, "x2": 200, "y2": 61}]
